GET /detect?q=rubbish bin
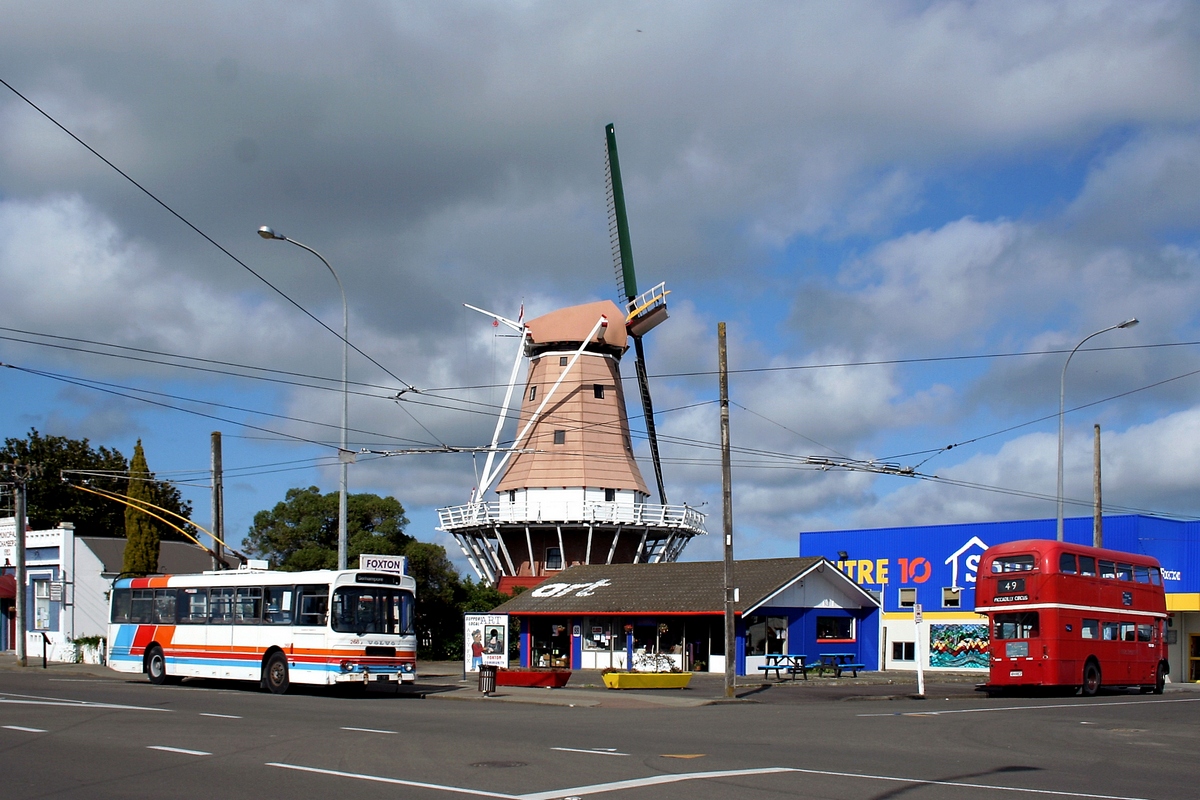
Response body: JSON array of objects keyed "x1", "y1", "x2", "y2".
[{"x1": 478, "y1": 664, "x2": 497, "y2": 696}]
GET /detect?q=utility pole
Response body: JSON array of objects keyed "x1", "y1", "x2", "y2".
[
  {"x1": 3, "y1": 463, "x2": 39, "y2": 667},
  {"x1": 718, "y1": 322, "x2": 735, "y2": 699},
  {"x1": 210, "y1": 432, "x2": 225, "y2": 569},
  {"x1": 1093, "y1": 424, "x2": 1103, "y2": 548}
]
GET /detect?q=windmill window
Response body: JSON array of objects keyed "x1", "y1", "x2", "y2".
[
  {"x1": 553, "y1": 430, "x2": 566, "y2": 445},
  {"x1": 593, "y1": 384, "x2": 605, "y2": 399},
  {"x1": 545, "y1": 547, "x2": 563, "y2": 571},
  {"x1": 508, "y1": 490, "x2": 517, "y2": 502},
  {"x1": 604, "y1": 488, "x2": 615, "y2": 502},
  {"x1": 559, "y1": 356, "x2": 569, "y2": 367},
  {"x1": 529, "y1": 385, "x2": 537, "y2": 402}
]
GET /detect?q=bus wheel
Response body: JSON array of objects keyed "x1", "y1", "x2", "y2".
[
  {"x1": 264, "y1": 652, "x2": 290, "y2": 695},
  {"x1": 1081, "y1": 661, "x2": 1101, "y2": 697},
  {"x1": 1153, "y1": 663, "x2": 1166, "y2": 695},
  {"x1": 146, "y1": 646, "x2": 168, "y2": 685}
]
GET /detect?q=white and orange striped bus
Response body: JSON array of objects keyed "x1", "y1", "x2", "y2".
[{"x1": 107, "y1": 565, "x2": 416, "y2": 692}]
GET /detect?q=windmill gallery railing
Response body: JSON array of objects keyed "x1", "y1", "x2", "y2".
[{"x1": 437, "y1": 500, "x2": 707, "y2": 534}]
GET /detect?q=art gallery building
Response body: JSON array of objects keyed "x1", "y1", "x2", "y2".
[
  {"x1": 801, "y1": 514, "x2": 1200, "y2": 684},
  {"x1": 491, "y1": 557, "x2": 881, "y2": 675}
]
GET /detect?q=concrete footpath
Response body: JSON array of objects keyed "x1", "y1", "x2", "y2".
[{"x1": 3, "y1": 654, "x2": 1193, "y2": 709}]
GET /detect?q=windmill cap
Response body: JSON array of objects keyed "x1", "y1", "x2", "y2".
[{"x1": 524, "y1": 300, "x2": 627, "y2": 350}]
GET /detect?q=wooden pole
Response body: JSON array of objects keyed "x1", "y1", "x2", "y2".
[
  {"x1": 1093, "y1": 424, "x2": 1103, "y2": 548},
  {"x1": 719, "y1": 323, "x2": 735, "y2": 698},
  {"x1": 210, "y1": 432, "x2": 225, "y2": 569}
]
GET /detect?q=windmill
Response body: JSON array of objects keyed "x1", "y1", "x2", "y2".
[
  {"x1": 436, "y1": 125, "x2": 703, "y2": 589},
  {"x1": 604, "y1": 123, "x2": 670, "y2": 505}
]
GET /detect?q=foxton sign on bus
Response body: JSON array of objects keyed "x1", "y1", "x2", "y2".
[{"x1": 358, "y1": 554, "x2": 408, "y2": 574}]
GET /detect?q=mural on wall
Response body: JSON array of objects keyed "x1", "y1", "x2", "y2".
[{"x1": 929, "y1": 623, "x2": 989, "y2": 669}]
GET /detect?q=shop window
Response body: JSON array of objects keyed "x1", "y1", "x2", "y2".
[
  {"x1": 942, "y1": 587, "x2": 961, "y2": 608},
  {"x1": 593, "y1": 383, "x2": 605, "y2": 399},
  {"x1": 892, "y1": 641, "x2": 915, "y2": 661},
  {"x1": 545, "y1": 547, "x2": 563, "y2": 571},
  {"x1": 898, "y1": 588, "x2": 917, "y2": 608},
  {"x1": 33, "y1": 579, "x2": 51, "y2": 630},
  {"x1": 553, "y1": 430, "x2": 566, "y2": 445},
  {"x1": 816, "y1": 616, "x2": 854, "y2": 641},
  {"x1": 745, "y1": 615, "x2": 787, "y2": 655}
]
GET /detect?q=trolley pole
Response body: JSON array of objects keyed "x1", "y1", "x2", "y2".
[{"x1": 718, "y1": 323, "x2": 736, "y2": 699}]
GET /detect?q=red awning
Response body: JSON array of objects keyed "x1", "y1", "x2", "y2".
[{"x1": 0, "y1": 574, "x2": 15, "y2": 600}]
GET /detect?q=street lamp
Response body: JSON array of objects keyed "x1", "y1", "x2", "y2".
[
  {"x1": 1056, "y1": 318, "x2": 1138, "y2": 541},
  {"x1": 258, "y1": 226, "x2": 350, "y2": 570}
]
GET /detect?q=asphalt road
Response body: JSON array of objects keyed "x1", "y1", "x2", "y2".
[{"x1": 0, "y1": 668, "x2": 1195, "y2": 800}]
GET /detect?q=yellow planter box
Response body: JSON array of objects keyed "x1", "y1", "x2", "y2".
[{"x1": 601, "y1": 672, "x2": 693, "y2": 690}]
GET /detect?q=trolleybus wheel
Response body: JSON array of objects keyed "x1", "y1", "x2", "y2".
[
  {"x1": 264, "y1": 652, "x2": 290, "y2": 694},
  {"x1": 1081, "y1": 660, "x2": 1101, "y2": 697},
  {"x1": 146, "y1": 645, "x2": 168, "y2": 685},
  {"x1": 1153, "y1": 662, "x2": 1166, "y2": 695}
]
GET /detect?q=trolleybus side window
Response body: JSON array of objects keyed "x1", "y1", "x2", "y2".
[
  {"x1": 263, "y1": 586, "x2": 294, "y2": 624},
  {"x1": 991, "y1": 554, "x2": 1035, "y2": 573},
  {"x1": 179, "y1": 588, "x2": 209, "y2": 623},
  {"x1": 1059, "y1": 553, "x2": 1077, "y2": 574},
  {"x1": 154, "y1": 589, "x2": 176, "y2": 624},
  {"x1": 1079, "y1": 556, "x2": 1096, "y2": 576},
  {"x1": 210, "y1": 588, "x2": 234, "y2": 623},
  {"x1": 1081, "y1": 619, "x2": 1099, "y2": 639},
  {"x1": 296, "y1": 584, "x2": 329, "y2": 626},
  {"x1": 111, "y1": 588, "x2": 132, "y2": 623},
  {"x1": 235, "y1": 587, "x2": 263, "y2": 623},
  {"x1": 1099, "y1": 560, "x2": 1116, "y2": 579},
  {"x1": 131, "y1": 589, "x2": 155, "y2": 623}
]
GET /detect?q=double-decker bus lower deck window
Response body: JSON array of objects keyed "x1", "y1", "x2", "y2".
[
  {"x1": 1137, "y1": 623, "x2": 1153, "y2": 642},
  {"x1": 1081, "y1": 619, "x2": 1099, "y2": 639},
  {"x1": 1102, "y1": 621, "x2": 1120, "y2": 640},
  {"x1": 331, "y1": 588, "x2": 414, "y2": 635},
  {"x1": 992, "y1": 554, "x2": 1035, "y2": 573},
  {"x1": 992, "y1": 612, "x2": 1038, "y2": 640}
]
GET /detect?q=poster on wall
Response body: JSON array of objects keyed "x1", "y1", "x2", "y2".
[
  {"x1": 929, "y1": 623, "x2": 989, "y2": 669},
  {"x1": 464, "y1": 613, "x2": 509, "y2": 673}
]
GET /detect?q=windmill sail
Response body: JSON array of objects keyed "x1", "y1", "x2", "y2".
[{"x1": 604, "y1": 123, "x2": 669, "y2": 505}]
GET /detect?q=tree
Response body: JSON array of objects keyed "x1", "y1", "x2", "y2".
[
  {"x1": 122, "y1": 440, "x2": 160, "y2": 576},
  {"x1": 245, "y1": 486, "x2": 412, "y2": 570},
  {"x1": 403, "y1": 540, "x2": 466, "y2": 659},
  {"x1": 0, "y1": 429, "x2": 193, "y2": 538}
]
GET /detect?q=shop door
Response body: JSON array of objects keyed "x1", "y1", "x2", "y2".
[{"x1": 1190, "y1": 635, "x2": 1200, "y2": 682}]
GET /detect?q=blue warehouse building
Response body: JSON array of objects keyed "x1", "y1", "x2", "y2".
[{"x1": 802, "y1": 514, "x2": 1199, "y2": 684}]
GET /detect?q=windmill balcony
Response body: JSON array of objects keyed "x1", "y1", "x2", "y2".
[{"x1": 437, "y1": 499, "x2": 707, "y2": 535}]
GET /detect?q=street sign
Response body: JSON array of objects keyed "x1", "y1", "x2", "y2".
[{"x1": 913, "y1": 603, "x2": 923, "y2": 624}]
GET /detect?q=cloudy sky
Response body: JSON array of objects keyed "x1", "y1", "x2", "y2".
[{"x1": 2, "y1": 1, "x2": 1199, "y2": 572}]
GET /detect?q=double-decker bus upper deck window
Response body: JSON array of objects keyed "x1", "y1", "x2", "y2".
[
  {"x1": 1079, "y1": 556, "x2": 1096, "y2": 576},
  {"x1": 1149, "y1": 567, "x2": 1162, "y2": 586},
  {"x1": 1134, "y1": 566, "x2": 1150, "y2": 584},
  {"x1": 1116, "y1": 563, "x2": 1134, "y2": 581},
  {"x1": 210, "y1": 588, "x2": 234, "y2": 623},
  {"x1": 179, "y1": 589, "x2": 209, "y2": 623},
  {"x1": 235, "y1": 587, "x2": 263, "y2": 623},
  {"x1": 993, "y1": 612, "x2": 1038, "y2": 639},
  {"x1": 991, "y1": 554, "x2": 1036, "y2": 573},
  {"x1": 1099, "y1": 560, "x2": 1116, "y2": 579},
  {"x1": 263, "y1": 586, "x2": 294, "y2": 624},
  {"x1": 296, "y1": 584, "x2": 329, "y2": 626},
  {"x1": 111, "y1": 588, "x2": 132, "y2": 623},
  {"x1": 1059, "y1": 553, "x2": 1077, "y2": 574}
]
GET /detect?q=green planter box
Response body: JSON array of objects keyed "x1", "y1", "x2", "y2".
[{"x1": 601, "y1": 672, "x2": 693, "y2": 690}]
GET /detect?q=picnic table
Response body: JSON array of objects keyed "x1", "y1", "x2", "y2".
[
  {"x1": 757, "y1": 654, "x2": 808, "y2": 681},
  {"x1": 817, "y1": 652, "x2": 864, "y2": 678}
]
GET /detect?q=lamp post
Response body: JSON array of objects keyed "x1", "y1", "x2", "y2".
[
  {"x1": 258, "y1": 226, "x2": 350, "y2": 570},
  {"x1": 1057, "y1": 318, "x2": 1138, "y2": 541}
]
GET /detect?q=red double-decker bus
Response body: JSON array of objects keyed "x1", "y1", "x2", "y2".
[{"x1": 975, "y1": 540, "x2": 1168, "y2": 695}]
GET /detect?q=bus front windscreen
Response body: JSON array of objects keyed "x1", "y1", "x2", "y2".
[{"x1": 332, "y1": 587, "x2": 414, "y2": 636}]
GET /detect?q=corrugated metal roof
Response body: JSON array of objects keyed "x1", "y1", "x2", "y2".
[
  {"x1": 492, "y1": 557, "x2": 827, "y2": 615},
  {"x1": 79, "y1": 537, "x2": 218, "y2": 576}
]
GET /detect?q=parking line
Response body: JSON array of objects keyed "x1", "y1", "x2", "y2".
[
  {"x1": 341, "y1": 726, "x2": 398, "y2": 735},
  {"x1": 200, "y1": 713, "x2": 242, "y2": 719},
  {"x1": 3, "y1": 725, "x2": 47, "y2": 733},
  {"x1": 858, "y1": 696, "x2": 1200, "y2": 717},
  {"x1": 147, "y1": 745, "x2": 211, "y2": 756},
  {"x1": 551, "y1": 747, "x2": 629, "y2": 757}
]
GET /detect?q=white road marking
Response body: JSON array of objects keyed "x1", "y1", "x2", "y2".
[
  {"x1": 148, "y1": 746, "x2": 211, "y2": 756},
  {"x1": 0, "y1": 692, "x2": 170, "y2": 712},
  {"x1": 267, "y1": 762, "x2": 1161, "y2": 800},
  {"x1": 3, "y1": 725, "x2": 47, "y2": 733},
  {"x1": 551, "y1": 747, "x2": 629, "y2": 757},
  {"x1": 858, "y1": 696, "x2": 1200, "y2": 717},
  {"x1": 341, "y1": 726, "x2": 398, "y2": 735},
  {"x1": 200, "y1": 713, "x2": 242, "y2": 719}
]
